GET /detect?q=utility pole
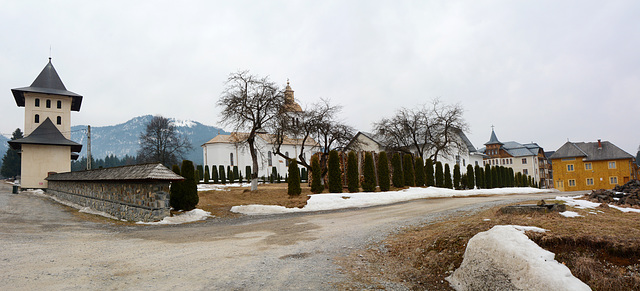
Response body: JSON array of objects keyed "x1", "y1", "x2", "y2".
[{"x1": 87, "y1": 125, "x2": 92, "y2": 170}]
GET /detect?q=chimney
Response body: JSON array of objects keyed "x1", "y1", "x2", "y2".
[{"x1": 598, "y1": 139, "x2": 602, "y2": 150}]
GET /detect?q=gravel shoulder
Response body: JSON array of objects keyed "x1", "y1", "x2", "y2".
[{"x1": 0, "y1": 182, "x2": 566, "y2": 290}]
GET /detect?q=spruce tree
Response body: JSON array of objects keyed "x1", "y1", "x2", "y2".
[
  {"x1": 414, "y1": 157, "x2": 425, "y2": 187},
  {"x1": 476, "y1": 167, "x2": 484, "y2": 189},
  {"x1": 453, "y1": 164, "x2": 461, "y2": 190},
  {"x1": 508, "y1": 168, "x2": 515, "y2": 187},
  {"x1": 287, "y1": 159, "x2": 301, "y2": 196},
  {"x1": 466, "y1": 164, "x2": 475, "y2": 189},
  {"x1": 233, "y1": 166, "x2": 239, "y2": 184},
  {"x1": 403, "y1": 154, "x2": 415, "y2": 187},
  {"x1": 444, "y1": 163, "x2": 453, "y2": 189},
  {"x1": 346, "y1": 152, "x2": 359, "y2": 193},
  {"x1": 425, "y1": 159, "x2": 435, "y2": 187},
  {"x1": 328, "y1": 150, "x2": 342, "y2": 193},
  {"x1": 212, "y1": 165, "x2": 219, "y2": 184},
  {"x1": 310, "y1": 155, "x2": 323, "y2": 193},
  {"x1": 0, "y1": 128, "x2": 23, "y2": 178},
  {"x1": 435, "y1": 161, "x2": 444, "y2": 188},
  {"x1": 492, "y1": 166, "x2": 500, "y2": 188},
  {"x1": 169, "y1": 164, "x2": 183, "y2": 210},
  {"x1": 218, "y1": 165, "x2": 226, "y2": 184},
  {"x1": 204, "y1": 166, "x2": 210, "y2": 183},
  {"x1": 484, "y1": 164, "x2": 492, "y2": 188},
  {"x1": 362, "y1": 152, "x2": 376, "y2": 192},
  {"x1": 179, "y1": 160, "x2": 199, "y2": 211},
  {"x1": 391, "y1": 153, "x2": 404, "y2": 188},
  {"x1": 377, "y1": 152, "x2": 391, "y2": 192}
]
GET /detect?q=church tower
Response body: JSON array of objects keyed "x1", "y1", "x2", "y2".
[{"x1": 9, "y1": 58, "x2": 83, "y2": 188}]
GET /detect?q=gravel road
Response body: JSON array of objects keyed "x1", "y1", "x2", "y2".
[{"x1": 0, "y1": 182, "x2": 567, "y2": 290}]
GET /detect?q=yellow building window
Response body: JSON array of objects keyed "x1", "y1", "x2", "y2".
[
  {"x1": 609, "y1": 161, "x2": 616, "y2": 169},
  {"x1": 586, "y1": 178, "x2": 594, "y2": 186},
  {"x1": 567, "y1": 164, "x2": 574, "y2": 172},
  {"x1": 568, "y1": 179, "x2": 576, "y2": 187},
  {"x1": 557, "y1": 180, "x2": 564, "y2": 188},
  {"x1": 584, "y1": 163, "x2": 592, "y2": 170},
  {"x1": 610, "y1": 177, "x2": 618, "y2": 184}
]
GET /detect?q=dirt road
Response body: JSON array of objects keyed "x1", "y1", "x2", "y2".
[{"x1": 0, "y1": 183, "x2": 571, "y2": 290}]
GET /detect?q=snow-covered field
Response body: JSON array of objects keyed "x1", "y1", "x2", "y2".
[{"x1": 231, "y1": 186, "x2": 555, "y2": 215}]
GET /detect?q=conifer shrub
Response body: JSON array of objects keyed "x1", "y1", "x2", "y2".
[
  {"x1": 218, "y1": 165, "x2": 226, "y2": 184},
  {"x1": 233, "y1": 166, "x2": 239, "y2": 183},
  {"x1": 461, "y1": 173, "x2": 468, "y2": 189},
  {"x1": 197, "y1": 165, "x2": 204, "y2": 181},
  {"x1": 170, "y1": 164, "x2": 183, "y2": 210},
  {"x1": 528, "y1": 176, "x2": 533, "y2": 187},
  {"x1": 476, "y1": 166, "x2": 484, "y2": 189},
  {"x1": 491, "y1": 166, "x2": 498, "y2": 188},
  {"x1": 444, "y1": 163, "x2": 453, "y2": 189},
  {"x1": 179, "y1": 160, "x2": 199, "y2": 211},
  {"x1": 195, "y1": 169, "x2": 200, "y2": 184},
  {"x1": 271, "y1": 167, "x2": 278, "y2": 183},
  {"x1": 391, "y1": 152, "x2": 404, "y2": 188},
  {"x1": 484, "y1": 164, "x2": 492, "y2": 188},
  {"x1": 425, "y1": 159, "x2": 435, "y2": 187},
  {"x1": 362, "y1": 152, "x2": 376, "y2": 192},
  {"x1": 347, "y1": 151, "x2": 359, "y2": 193},
  {"x1": 311, "y1": 155, "x2": 323, "y2": 193},
  {"x1": 414, "y1": 157, "x2": 425, "y2": 187},
  {"x1": 212, "y1": 165, "x2": 219, "y2": 184},
  {"x1": 328, "y1": 150, "x2": 342, "y2": 193},
  {"x1": 377, "y1": 151, "x2": 391, "y2": 192},
  {"x1": 204, "y1": 165, "x2": 210, "y2": 183},
  {"x1": 287, "y1": 159, "x2": 301, "y2": 196},
  {"x1": 453, "y1": 164, "x2": 461, "y2": 190},
  {"x1": 435, "y1": 161, "x2": 444, "y2": 188},
  {"x1": 246, "y1": 166, "x2": 251, "y2": 182},
  {"x1": 466, "y1": 164, "x2": 475, "y2": 189},
  {"x1": 403, "y1": 154, "x2": 415, "y2": 187}
]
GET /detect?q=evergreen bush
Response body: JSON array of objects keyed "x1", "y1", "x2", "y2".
[
  {"x1": 310, "y1": 155, "x2": 323, "y2": 193},
  {"x1": 346, "y1": 152, "x2": 359, "y2": 193},
  {"x1": 246, "y1": 166, "x2": 251, "y2": 182},
  {"x1": 484, "y1": 164, "x2": 492, "y2": 188},
  {"x1": 328, "y1": 150, "x2": 342, "y2": 193},
  {"x1": 391, "y1": 153, "x2": 404, "y2": 188},
  {"x1": 219, "y1": 165, "x2": 226, "y2": 184},
  {"x1": 435, "y1": 161, "x2": 444, "y2": 188},
  {"x1": 414, "y1": 157, "x2": 425, "y2": 187},
  {"x1": 453, "y1": 164, "x2": 461, "y2": 190},
  {"x1": 204, "y1": 165, "x2": 210, "y2": 184},
  {"x1": 476, "y1": 166, "x2": 484, "y2": 189},
  {"x1": 466, "y1": 164, "x2": 475, "y2": 189},
  {"x1": 377, "y1": 152, "x2": 390, "y2": 192},
  {"x1": 169, "y1": 164, "x2": 183, "y2": 210},
  {"x1": 362, "y1": 152, "x2": 376, "y2": 192},
  {"x1": 425, "y1": 159, "x2": 434, "y2": 187},
  {"x1": 444, "y1": 163, "x2": 453, "y2": 189},
  {"x1": 403, "y1": 154, "x2": 415, "y2": 187},
  {"x1": 179, "y1": 160, "x2": 199, "y2": 211},
  {"x1": 233, "y1": 166, "x2": 239, "y2": 183},
  {"x1": 271, "y1": 167, "x2": 278, "y2": 183},
  {"x1": 212, "y1": 165, "x2": 219, "y2": 184},
  {"x1": 287, "y1": 159, "x2": 301, "y2": 196},
  {"x1": 491, "y1": 166, "x2": 498, "y2": 188},
  {"x1": 197, "y1": 165, "x2": 204, "y2": 181}
]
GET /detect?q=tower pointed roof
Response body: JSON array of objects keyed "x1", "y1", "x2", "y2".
[
  {"x1": 8, "y1": 118, "x2": 82, "y2": 152},
  {"x1": 12, "y1": 58, "x2": 83, "y2": 111},
  {"x1": 484, "y1": 128, "x2": 503, "y2": 146}
]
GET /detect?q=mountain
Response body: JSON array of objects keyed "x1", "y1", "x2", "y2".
[{"x1": 70, "y1": 115, "x2": 227, "y2": 165}]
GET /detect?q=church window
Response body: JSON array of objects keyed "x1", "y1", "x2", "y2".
[
  {"x1": 35, "y1": 114, "x2": 40, "y2": 123},
  {"x1": 522, "y1": 158, "x2": 527, "y2": 164},
  {"x1": 46, "y1": 99, "x2": 51, "y2": 108},
  {"x1": 57, "y1": 100, "x2": 62, "y2": 109},
  {"x1": 35, "y1": 98, "x2": 40, "y2": 107},
  {"x1": 230, "y1": 153, "x2": 234, "y2": 166},
  {"x1": 57, "y1": 116, "x2": 62, "y2": 125},
  {"x1": 523, "y1": 169, "x2": 528, "y2": 175},
  {"x1": 268, "y1": 151, "x2": 272, "y2": 166}
]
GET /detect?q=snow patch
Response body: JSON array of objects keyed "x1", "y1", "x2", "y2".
[
  {"x1": 137, "y1": 209, "x2": 211, "y2": 225},
  {"x1": 560, "y1": 211, "x2": 582, "y2": 218},
  {"x1": 170, "y1": 119, "x2": 196, "y2": 128},
  {"x1": 198, "y1": 183, "x2": 253, "y2": 191},
  {"x1": 557, "y1": 195, "x2": 640, "y2": 213}
]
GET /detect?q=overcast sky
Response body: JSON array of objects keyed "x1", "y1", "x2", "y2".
[{"x1": 1, "y1": 1, "x2": 639, "y2": 154}]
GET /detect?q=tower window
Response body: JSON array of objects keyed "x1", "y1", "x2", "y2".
[
  {"x1": 46, "y1": 99, "x2": 51, "y2": 108},
  {"x1": 57, "y1": 116, "x2": 62, "y2": 125},
  {"x1": 57, "y1": 100, "x2": 62, "y2": 109},
  {"x1": 35, "y1": 98, "x2": 40, "y2": 107},
  {"x1": 35, "y1": 114, "x2": 40, "y2": 123}
]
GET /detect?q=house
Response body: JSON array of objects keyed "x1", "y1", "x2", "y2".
[
  {"x1": 8, "y1": 58, "x2": 83, "y2": 188},
  {"x1": 479, "y1": 129, "x2": 551, "y2": 188},
  {"x1": 550, "y1": 140, "x2": 636, "y2": 191},
  {"x1": 346, "y1": 130, "x2": 484, "y2": 173}
]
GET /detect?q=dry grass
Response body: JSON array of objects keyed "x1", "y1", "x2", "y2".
[
  {"x1": 196, "y1": 183, "x2": 312, "y2": 218},
  {"x1": 336, "y1": 200, "x2": 640, "y2": 290}
]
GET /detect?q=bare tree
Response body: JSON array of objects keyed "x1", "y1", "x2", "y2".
[
  {"x1": 137, "y1": 116, "x2": 192, "y2": 167},
  {"x1": 217, "y1": 70, "x2": 285, "y2": 191},
  {"x1": 428, "y1": 99, "x2": 469, "y2": 162}
]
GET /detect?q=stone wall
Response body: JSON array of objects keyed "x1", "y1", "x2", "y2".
[{"x1": 47, "y1": 180, "x2": 170, "y2": 222}]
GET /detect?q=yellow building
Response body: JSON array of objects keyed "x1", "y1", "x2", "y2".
[
  {"x1": 550, "y1": 140, "x2": 636, "y2": 192},
  {"x1": 8, "y1": 58, "x2": 83, "y2": 189}
]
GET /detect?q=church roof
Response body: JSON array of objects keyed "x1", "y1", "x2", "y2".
[
  {"x1": 12, "y1": 58, "x2": 83, "y2": 111},
  {"x1": 550, "y1": 141, "x2": 633, "y2": 161},
  {"x1": 46, "y1": 163, "x2": 184, "y2": 182},
  {"x1": 484, "y1": 129, "x2": 503, "y2": 145},
  {"x1": 8, "y1": 118, "x2": 82, "y2": 152}
]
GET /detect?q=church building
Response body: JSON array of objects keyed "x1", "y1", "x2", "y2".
[{"x1": 9, "y1": 58, "x2": 83, "y2": 189}]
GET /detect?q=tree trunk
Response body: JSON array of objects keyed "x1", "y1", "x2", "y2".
[{"x1": 249, "y1": 138, "x2": 259, "y2": 191}]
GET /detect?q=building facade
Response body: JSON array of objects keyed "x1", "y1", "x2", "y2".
[
  {"x1": 9, "y1": 59, "x2": 83, "y2": 188},
  {"x1": 479, "y1": 129, "x2": 551, "y2": 188},
  {"x1": 550, "y1": 140, "x2": 636, "y2": 192}
]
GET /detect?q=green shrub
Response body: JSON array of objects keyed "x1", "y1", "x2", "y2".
[
  {"x1": 219, "y1": 165, "x2": 226, "y2": 184},
  {"x1": 179, "y1": 160, "x2": 199, "y2": 211},
  {"x1": 414, "y1": 157, "x2": 425, "y2": 187},
  {"x1": 311, "y1": 155, "x2": 323, "y2": 193},
  {"x1": 466, "y1": 164, "x2": 474, "y2": 189},
  {"x1": 453, "y1": 164, "x2": 461, "y2": 190},
  {"x1": 246, "y1": 166, "x2": 251, "y2": 182},
  {"x1": 474, "y1": 164, "x2": 482, "y2": 189},
  {"x1": 484, "y1": 164, "x2": 492, "y2": 188},
  {"x1": 377, "y1": 152, "x2": 390, "y2": 192},
  {"x1": 197, "y1": 165, "x2": 204, "y2": 181},
  {"x1": 435, "y1": 161, "x2": 444, "y2": 187},
  {"x1": 328, "y1": 150, "x2": 342, "y2": 193},
  {"x1": 212, "y1": 165, "x2": 219, "y2": 184},
  {"x1": 403, "y1": 154, "x2": 415, "y2": 187},
  {"x1": 287, "y1": 159, "x2": 301, "y2": 196},
  {"x1": 362, "y1": 152, "x2": 376, "y2": 192},
  {"x1": 425, "y1": 159, "x2": 434, "y2": 187},
  {"x1": 204, "y1": 165, "x2": 210, "y2": 183},
  {"x1": 444, "y1": 163, "x2": 453, "y2": 189},
  {"x1": 391, "y1": 153, "x2": 404, "y2": 188},
  {"x1": 233, "y1": 166, "x2": 239, "y2": 183},
  {"x1": 170, "y1": 164, "x2": 183, "y2": 210},
  {"x1": 347, "y1": 151, "x2": 359, "y2": 193}
]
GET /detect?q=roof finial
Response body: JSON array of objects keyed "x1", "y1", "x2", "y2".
[
  {"x1": 49, "y1": 45, "x2": 52, "y2": 61},
  {"x1": 491, "y1": 125, "x2": 495, "y2": 131},
  {"x1": 287, "y1": 78, "x2": 290, "y2": 86}
]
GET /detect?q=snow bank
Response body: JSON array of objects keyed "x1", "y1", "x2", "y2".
[
  {"x1": 556, "y1": 195, "x2": 640, "y2": 214},
  {"x1": 198, "y1": 183, "x2": 253, "y2": 191},
  {"x1": 137, "y1": 209, "x2": 211, "y2": 225},
  {"x1": 446, "y1": 225, "x2": 590, "y2": 291},
  {"x1": 231, "y1": 187, "x2": 554, "y2": 215}
]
